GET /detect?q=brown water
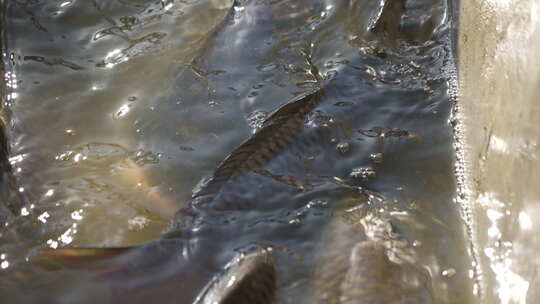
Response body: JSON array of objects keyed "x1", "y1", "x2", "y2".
[{"x1": 0, "y1": 0, "x2": 477, "y2": 303}]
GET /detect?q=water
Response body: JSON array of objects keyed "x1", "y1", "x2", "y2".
[{"x1": 1, "y1": 0, "x2": 476, "y2": 303}]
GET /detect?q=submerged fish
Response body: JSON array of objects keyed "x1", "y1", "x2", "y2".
[
  {"x1": 195, "y1": 248, "x2": 276, "y2": 304},
  {"x1": 28, "y1": 82, "x2": 431, "y2": 304},
  {"x1": 311, "y1": 198, "x2": 433, "y2": 304},
  {"x1": 28, "y1": 87, "x2": 324, "y2": 304}
]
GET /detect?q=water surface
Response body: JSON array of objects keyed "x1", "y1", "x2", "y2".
[{"x1": 0, "y1": 0, "x2": 475, "y2": 303}]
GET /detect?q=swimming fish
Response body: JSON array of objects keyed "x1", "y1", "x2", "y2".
[
  {"x1": 310, "y1": 197, "x2": 434, "y2": 304},
  {"x1": 31, "y1": 85, "x2": 324, "y2": 304},
  {"x1": 195, "y1": 248, "x2": 276, "y2": 304},
  {"x1": 30, "y1": 70, "x2": 433, "y2": 304}
]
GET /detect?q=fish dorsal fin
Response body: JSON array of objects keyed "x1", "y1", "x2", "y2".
[
  {"x1": 34, "y1": 247, "x2": 134, "y2": 270},
  {"x1": 195, "y1": 90, "x2": 323, "y2": 198}
]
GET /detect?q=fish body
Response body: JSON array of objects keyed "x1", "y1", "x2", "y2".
[
  {"x1": 311, "y1": 202, "x2": 434, "y2": 304},
  {"x1": 190, "y1": 89, "x2": 323, "y2": 201}
]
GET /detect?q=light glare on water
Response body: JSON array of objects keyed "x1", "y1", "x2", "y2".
[{"x1": 457, "y1": 0, "x2": 540, "y2": 302}]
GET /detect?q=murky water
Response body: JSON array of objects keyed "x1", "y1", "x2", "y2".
[{"x1": 0, "y1": 0, "x2": 477, "y2": 303}]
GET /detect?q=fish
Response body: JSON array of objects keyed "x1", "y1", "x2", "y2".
[
  {"x1": 348, "y1": 0, "x2": 449, "y2": 51},
  {"x1": 0, "y1": 1, "x2": 324, "y2": 302},
  {"x1": 192, "y1": 88, "x2": 323, "y2": 200},
  {"x1": 195, "y1": 248, "x2": 276, "y2": 304},
  {"x1": 310, "y1": 197, "x2": 434, "y2": 304},
  {"x1": 29, "y1": 72, "x2": 433, "y2": 304},
  {"x1": 28, "y1": 86, "x2": 324, "y2": 304}
]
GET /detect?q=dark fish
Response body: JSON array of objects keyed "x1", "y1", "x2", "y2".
[
  {"x1": 195, "y1": 248, "x2": 276, "y2": 304},
  {"x1": 194, "y1": 89, "x2": 324, "y2": 199},
  {"x1": 0, "y1": 112, "x2": 37, "y2": 246},
  {"x1": 0, "y1": 117, "x2": 26, "y2": 218},
  {"x1": 349, "y1": 0, "x2": 447, "y2": 49},
  {"x1": 4, "y1": 1, "x2": 323, "y2": 302},
  {"x1": 32, "y1": 78, "x2": 434, "y2": 304},
  {"x1": 311, "y1": 199, "x2": 434, "y2": 304},
  {"x1": 10, "y1": 28, "x2": 435, "y2": 304}
]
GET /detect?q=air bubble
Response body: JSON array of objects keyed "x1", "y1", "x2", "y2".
[
  {"x1": 128, "y1": 216, "x2": 149, "y2": 231},
  {"x1": 113, "y1": 104, "x2": 131, "y2": 120},
  {"x1": 289, "y1": 218, "x2": 302, "y2": 226},
  {"x1": 350, "y1": 167, "x2": 376, "y2": 180},
  {"x1": 442, "y1": 268, "x2": 456, "y2": 278},
  {"x1": 336, "y1": 141, "x2": 351, "y2": 154},
  {"x1": 246, "y1": 111, "x2": 267, "y2": 132},
  {"x1": 370, "y1": 153, "x2": 383, "y2": 163},
  {"x1": 1, "y1": 260, "x2": 9, "y2": 269}
]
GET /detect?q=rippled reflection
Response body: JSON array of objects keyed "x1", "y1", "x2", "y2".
[{"x1": 0, "y1": 0, "x2": 478, "y2": 303}]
